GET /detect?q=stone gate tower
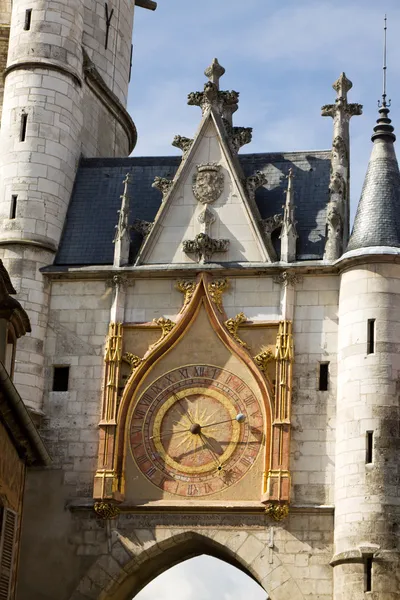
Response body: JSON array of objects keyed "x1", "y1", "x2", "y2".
[
  {"x1": 334, "y1": 100, "x2": 400, "y2": 598},
  {"x1": 0, "y1": 0, "x2": 156, "y2": 414}
]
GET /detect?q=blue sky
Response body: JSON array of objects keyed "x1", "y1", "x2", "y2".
[
  {"x1": 135, "y1": 555, "x2": 266, "y2": 600},
  {"x1": 128, "y1": 0, "x2": 400, "y2": 224},
  {"x1": 129, "y1": 1, "x2": 396, "y2": 597}
]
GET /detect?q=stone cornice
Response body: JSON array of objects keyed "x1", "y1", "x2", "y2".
[
  {"x1": 82, "y1": 48, "x2": 137, "y2": 153},
  {"x1": 40, "y1": 262, "x2": 341, "y2": 281},
  {"x1": 0, "y1": 238, "x2": 57, "y2": 253},
  {"x1": 4, "y1": 59, "x2": 82, "y2": 87}
]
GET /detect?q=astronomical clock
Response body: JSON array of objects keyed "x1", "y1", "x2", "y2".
[
  {"x1": 94, "y1": 274, "x2": 293, "y2": 511},
  {"x1": 129, "y1": 364, "x2": 264, "y2": 498}
]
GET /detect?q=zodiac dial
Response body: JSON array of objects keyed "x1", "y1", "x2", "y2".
[{"x1": 130, "y1": 364, "x2": 264, "y2": 497}]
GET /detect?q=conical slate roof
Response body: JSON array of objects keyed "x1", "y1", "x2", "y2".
[{"x1": 347, "y1": 105, "x2": 400, "y2": 252}]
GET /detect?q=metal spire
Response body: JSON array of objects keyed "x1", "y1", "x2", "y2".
[{"x1": 378, "y1": 15, "x2": 391, "y2": 108}]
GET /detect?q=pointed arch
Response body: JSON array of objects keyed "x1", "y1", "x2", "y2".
[
  {"x1": 112, "y1": 273, "x2": 274, "y2": 500},
  {"x1": 68, "y1": 529, "x2": 306, "y2": 600}
]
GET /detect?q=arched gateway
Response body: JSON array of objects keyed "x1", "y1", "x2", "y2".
[{"x1": 69, "y1": 529, "x2": 305, "y2": 600}]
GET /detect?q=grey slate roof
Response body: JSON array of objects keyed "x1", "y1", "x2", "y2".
[
  {"x1": 347, "y1": 107, "x2": 400, "y2": 252},
  {"x1": 55, "y1": 151, "x2": 331, "y2": 266}
]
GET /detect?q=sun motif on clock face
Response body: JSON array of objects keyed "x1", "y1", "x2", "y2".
[{"x1": 129, "y1": 364, "x2": 264, "y2": 497}]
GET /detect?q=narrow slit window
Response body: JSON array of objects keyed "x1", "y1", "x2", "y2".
[
  {"x1": 52, "y1": 366, "x2": 70, "y2": 392},
  {"x1": 24, "y1": 9, "x2": 32, "y2": 30},
  {"x1": 365, "y1": 557, "x2": 373, "y2": 592},
  {"x1": 366, "y1": 431, "x2": 373, "y2": 464},
  {"x1": 20, "y1": 113, "x2": 28, "y2": 142},
  {"x1": 319, "y1": 362, "x2": 329, "y2": 391},
  {"x1": 10, "y1": 195, "x2": 17, "y2": 219},
  {"x1": 367, "y1": 319, "x2": 376, "y2": 355}
]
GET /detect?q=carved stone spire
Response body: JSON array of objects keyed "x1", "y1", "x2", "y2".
[
  {"x1": 280, "y1": 168, "x2": 298, "y2": 263},
  {"x1": 322, "y1": 73, "x2": 362, "y2": 260},
  {"x1": 113, "y1": 174, "x2": 131, "y2": 267}
]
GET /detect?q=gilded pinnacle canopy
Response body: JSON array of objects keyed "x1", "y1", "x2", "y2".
[{"x1": 346, "y1": 105, "x2": 400, "y2": 252}]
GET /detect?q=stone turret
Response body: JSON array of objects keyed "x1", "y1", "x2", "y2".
[
  {"x1": 335, "y1": 95, "x2": 400, "y2": 598},
  {"x1": 0, "y1": 0, "x2": 154, "y2": 412}
]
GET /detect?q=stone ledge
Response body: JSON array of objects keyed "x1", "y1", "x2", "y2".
[
  {"x1": 5, "y1": 59, "x2": 82, "y2": 87},
  {"x1": 67, "y1": 498, "x2": 334, "y2": 515}
]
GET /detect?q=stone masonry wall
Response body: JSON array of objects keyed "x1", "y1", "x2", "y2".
[
  {"x1": 83, "y1": 0, "x2": 135, "y2": 106},
  {"x1": 16, "y1": 272, "x2": 339, "y2": 599}
]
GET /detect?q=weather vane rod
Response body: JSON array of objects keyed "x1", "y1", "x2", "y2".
[{"x1": 379, "y1": 15, "x2": 391, "y2": 108}]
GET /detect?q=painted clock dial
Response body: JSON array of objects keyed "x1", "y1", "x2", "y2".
[{"x1": 129, "y1": 364, "x2": 264, "y2": 497}]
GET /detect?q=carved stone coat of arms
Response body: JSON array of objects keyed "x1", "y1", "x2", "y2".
[{"x1": 192, "y1": 163, "x2": 224, "y2": 204}]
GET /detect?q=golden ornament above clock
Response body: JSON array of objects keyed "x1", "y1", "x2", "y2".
[{"x1": 129, "y1": 364, "x2": 264, "y2": 497}]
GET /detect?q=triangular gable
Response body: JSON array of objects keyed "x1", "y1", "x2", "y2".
[{"x1": 136, "y1": 108, "x2": 272, "y2": 265}]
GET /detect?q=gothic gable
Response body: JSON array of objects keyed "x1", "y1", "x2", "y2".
[{"x1": 136, "y1": 60, "x2": 273, "y2": 266}]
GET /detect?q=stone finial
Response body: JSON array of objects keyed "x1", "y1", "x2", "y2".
[
  {"x1": 204, "y1": 58, "x2": 225, "y2": 90},
  {"x1": 321, "y1": 73, "x2": 362, "y2": 121},
  {"x1": 333, "y1": 72, "x2": 353, "y2": 100},
  {"x1": 280, "y1": 168, "x2": 298, "y2": 263},
  {"x1": 187, "y1": 58, "x2": 239, "y2": 119},
  {"x1": 113, "y1": 173, "x2": 131, "y2": 267}
]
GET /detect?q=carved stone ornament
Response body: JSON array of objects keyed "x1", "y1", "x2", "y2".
[
  {"x1": 172, "y1": 135, "x2": 193, "y2": 156},
  {"x1": 223, "y1": 119, "x2": 253, "y2": 154},
  {"x1": 93, "y1": 501, "x2": 120, "y2": 520},
  {"x1": 254, "y1": 349, "x2": 274, "y2": 373},
  {"x1": 265, "y1": 502, "x2": 289, "y2": 522},
  {"x1": 131, "y1": 219, "x2": 153, "y2": 237},
  {"x1": 332, "y1": 135, "x2": 348, "y2": 165},
  {"x1": 152, "y1": 176, "x2": 174, "y2": 199},
  {"x1": 150, "y1": 317, "x2": 176, "y2": 349},
  {"x1": 192, "y1": 163, "x2": 224, "y2": 205},
  {"x1": 224, "y1": 313, "x2": 249, "y2": 348},
  {"x1": 183, "y1": 233, "x2": 229, "y2": 263},
  {"x1": 188, "y1": 83, "x2": 239, "y2": 117},
  {"x1": 273, "y1": 271, "x2": 303, "y2": 287},
  {"x1": 324, "y1": 203, "x2": 343, "y2": 261},
  {"x1": 176, "y1": 280, "x2": 197, "y2": 312},
  {"x1": 198, "y1": 205, "x2": 216, "y2": 236},
  {"x1": 262, "y1": 214, "x2": 283, "y2": 235},
  {"x1": 246, "y1": 171, "x2": 268, "y2": 200},
  {"x1": 106, "y1": 275, "x2": 132, "y2": 290},
  {"x1": 122, "y1": 352, "x2": 142, "y2": 370},
  {"x1": 208, "y1": 278, "x2": 229, "y2": 314},
  {"x1": 329, "y1": 171, "x2": 346, "y2": 196}
]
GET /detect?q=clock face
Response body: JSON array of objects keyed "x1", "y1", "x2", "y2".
[{"x1": 129, "y1": 364, "x2": 264, "y2": 497}]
